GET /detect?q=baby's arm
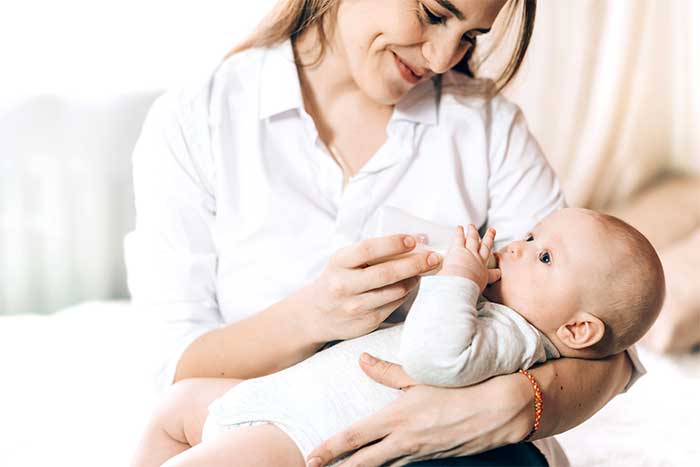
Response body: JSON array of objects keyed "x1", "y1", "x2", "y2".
[
  {"x1": 399, "y1": 275, "x2": 544, "y2": 387},
  {"x1": 398, "y1": 225, "x2": 542, "y2": 387}
]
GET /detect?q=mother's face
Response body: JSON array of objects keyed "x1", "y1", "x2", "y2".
[{"x1": 334, "y1": 0, "x2": 507, "y2": 105}]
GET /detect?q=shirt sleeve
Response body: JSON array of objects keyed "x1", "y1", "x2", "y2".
[
  {"x1": 124, "y1": 90, "x2": 223, "y2": 394},
  {"x1": 486, "y1": 97, "x2": 567, "y2": 250},
  {"x1": 399, "y1": 275, "x2": 547, "y2": 387}
]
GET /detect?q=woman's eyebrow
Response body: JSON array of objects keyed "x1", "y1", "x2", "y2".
[
  {"x1": 436, "y1": 0, "x2": 466, "y2": 20},
  {"x1": 436, "y1": 0, "x2": 492, "y2": 33}
]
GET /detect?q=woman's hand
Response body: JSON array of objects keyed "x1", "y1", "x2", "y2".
[
  {"x1": 298, "y1": 235, "x2": 442, "y2": 343},
  {"x1": 306, "y1": 355, "x2": 533, "y2": 467}
]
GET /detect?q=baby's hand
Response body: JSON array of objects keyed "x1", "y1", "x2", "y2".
[{"x1": 437, "y1": 224, "x2": 501, "y2": 292}]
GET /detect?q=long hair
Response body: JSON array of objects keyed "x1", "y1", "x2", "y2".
[{"x1": 225, "y1": 0, "x2": 536, "y2": 92}]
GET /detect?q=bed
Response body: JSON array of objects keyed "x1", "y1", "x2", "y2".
[{"x1": 2, "y1": 301, "x2": 698, "y2": 466}]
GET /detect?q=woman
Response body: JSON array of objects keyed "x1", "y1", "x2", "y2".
[{"x1": 126, "y1": 0, "x2": 640, "y2": 465}]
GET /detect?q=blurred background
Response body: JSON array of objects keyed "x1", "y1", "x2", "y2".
[
  {"x1": 1, "y1": 2, "x2": 698, "y2": 466},
  {"x1": 1, "y1": 0, "x2": 698, "y2": 316},
  {"x1": 1, "y1": 0, "x2": 277, "y2": 315}
]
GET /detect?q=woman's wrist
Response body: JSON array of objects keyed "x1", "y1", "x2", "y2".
[
  {"x1": 287, "y1": 285, "x2": 331, "y2": 347},
  {"x1": 453, "y1": 371, "x2": 535, "y2": 446},
  {"x1": 518, "y1": 369, "x2": 543, "y2": 440},
  {"x1": 502, "y1": 371, "x2": 538, "y2": 443}
]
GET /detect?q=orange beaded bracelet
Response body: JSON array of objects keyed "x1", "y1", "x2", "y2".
[{"x1": 518, "y1": 369, "x2": 542, "y2": 440}]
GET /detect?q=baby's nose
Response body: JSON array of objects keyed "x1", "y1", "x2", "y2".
[{"x1": 507, "y1": 243, "x2": 523, "y2": 259}]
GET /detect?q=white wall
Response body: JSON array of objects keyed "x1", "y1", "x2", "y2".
[{"x1": 0, "y1": 1, "x2": 276, "y2": 99}]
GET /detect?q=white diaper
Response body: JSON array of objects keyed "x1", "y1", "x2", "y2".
[
  {"x1": 201, "y1": 418, "x2": 269, "y2": 443},
  {"x1": 202, "y1": 325, "x2": 405, "y2": 464}
]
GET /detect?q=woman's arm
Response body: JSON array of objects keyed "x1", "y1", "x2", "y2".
[
  {"x1": 174, "y1": 237, "x2": 441, "y2": 383},
  {"x1": 174, "y1": 291, "x2": 324, "y2": 382},
  {"x1": 306, "y1": 352, "x2": 633, "y2": 467},
  {"x1": 527, "y1": 350, "x2": 633, "y2": 438}
]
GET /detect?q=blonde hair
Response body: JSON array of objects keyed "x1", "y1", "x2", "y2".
[
  {"x1": 588, "y1": 213, "x2": 666, "y2": 356},
  {"x1": 224, "y1": 0, "x2": 537, "y2": 92}
]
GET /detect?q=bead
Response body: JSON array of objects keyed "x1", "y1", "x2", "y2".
[{"x1": 519, "y1": 368, "x2": 542, "y2": 440}]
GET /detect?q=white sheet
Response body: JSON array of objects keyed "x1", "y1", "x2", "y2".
[{"x1": 1, "y1": 301, "x2": 698, "y2": 466}]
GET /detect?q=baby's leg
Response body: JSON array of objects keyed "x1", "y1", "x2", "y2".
[
  {"x1": 162, "y1": 423, "x2": 305, "y2": 467},
  {"x1": 131, "y1": 377, "x2": 241, "y2": 467}
]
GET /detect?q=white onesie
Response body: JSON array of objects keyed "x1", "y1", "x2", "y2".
[{"x1": 203, "y1": 275, "x2": 560, "y2": 464}]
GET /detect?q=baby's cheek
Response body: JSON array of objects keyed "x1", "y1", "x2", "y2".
[{"x1": 499, "y1": 278, "x2": 535, "y2": 311}]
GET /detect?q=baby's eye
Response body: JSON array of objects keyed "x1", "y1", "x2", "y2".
[
  {"x1": 538, "y1": 251, "x2": 551, "y2": 264},
  {"x1": 525, "y1": 234, "x2": 534, "y2": 242}
]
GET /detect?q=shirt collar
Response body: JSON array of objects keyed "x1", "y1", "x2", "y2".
[
  {"x1": 258, "y1": 39, "x2": 438, "y2": 125},
  {"x1": 258, "y1": 40, "x2": 304, "y2": 120},
  {"x1": 391, "y1": 77, "x2": 439, "y2": 126},
  {"x1": 542, "y1": 332, "x2": 561, "y2": 359}
]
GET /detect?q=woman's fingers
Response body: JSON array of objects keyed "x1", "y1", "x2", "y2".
[
  {"x1": 366, "y1": 296, "x2": 414, "y2": 329},
  {"x1": 479, "y1": 228, "x2": 496, "y2": 261},
  {"x1": 335, "y1": 435, "x2": 406, "y2": 467},
  {"x1": 357, "y1": 277, "x2": 419, "y2": 311},
  {"x1": 306, "y1": 409, "x2": 395, "y2": 467},
  {"x1": 333, "y1": 235, "x2": 418, "y2": 269},
  {"x1": 353, "y1": 252, "x2": 440, "y2": 293},
  {"x1": 359, "y1": 354, "x2": 418, "y2": 390}
]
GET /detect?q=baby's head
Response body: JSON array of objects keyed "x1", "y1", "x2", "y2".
[{"x1": 483, "y1": 208, "x2": 665, "y2": 358}]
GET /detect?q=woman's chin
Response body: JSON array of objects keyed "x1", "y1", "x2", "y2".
[{"x1": 361, "y1": 77, "x2": 408, "y2": 105}]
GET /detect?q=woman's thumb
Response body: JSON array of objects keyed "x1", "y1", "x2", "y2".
[{"x1": 359, "y1": 353, "x2": 417, "y2": 390}]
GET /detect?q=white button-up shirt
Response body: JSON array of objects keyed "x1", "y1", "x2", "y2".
[{"x1": 125, "y1": 40, "x2": 642, "y2": 466}]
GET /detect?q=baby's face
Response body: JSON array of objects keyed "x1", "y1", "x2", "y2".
[{"x1": 483, "y1": 208, "x2": 615, "y2": 332}]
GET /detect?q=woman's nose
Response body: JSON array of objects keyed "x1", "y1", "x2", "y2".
[{"x1": 422, "y1": 34, "x2": 462, "y2": 74}]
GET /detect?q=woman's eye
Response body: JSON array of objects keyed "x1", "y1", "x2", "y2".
[
  {"x1": 538, "y1": 251, "x2": 551, "y2": 264},
  {"x1": 460, "y1": 33, "x2": 476, "y2": 45},
  {"x1": 421, "y1": 3, "x2": 444, "y2": 24},
  {"x1": 526, "y1": 234, "x2": 534, "y2": 242}
]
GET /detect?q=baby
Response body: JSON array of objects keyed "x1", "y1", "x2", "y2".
[{"x1": 140, "y1": 207, "x2": 665, "y2": 467}]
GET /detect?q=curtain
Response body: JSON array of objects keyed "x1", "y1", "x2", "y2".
[{"x1": 503, "y1": 0, "x2": 700, "y2": 208}]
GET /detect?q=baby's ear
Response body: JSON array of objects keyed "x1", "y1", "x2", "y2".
[{"x1": 555, "y1": 312, "x2": 605, "y2": 350}]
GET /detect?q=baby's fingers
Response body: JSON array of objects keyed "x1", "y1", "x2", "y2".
[
  {"x1": 450, "y1": 225, "x2": 467, "y2": 250},
  {"x1": 465, "y1": 224, "x2": 480, "y2": 253},
  {"x1": 479, "y1": 228, "x2": 496, "y2": 261},
  {"x1": 488, "y1": 268, "x2": 501, "y2": 284}
]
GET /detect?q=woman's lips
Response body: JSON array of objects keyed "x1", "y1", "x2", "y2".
[{"x1": 393, "y1": 52, "x2": 422, "y2": 84}]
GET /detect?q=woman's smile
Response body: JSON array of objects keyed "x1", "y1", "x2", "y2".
[{"x1": 392, "y1": 51, "x2": 424, "y2": 84}]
